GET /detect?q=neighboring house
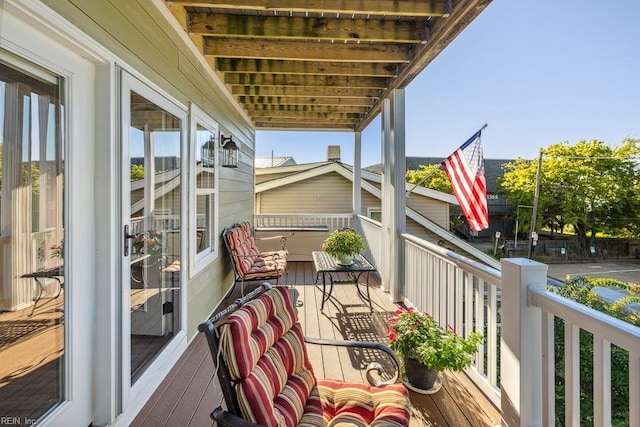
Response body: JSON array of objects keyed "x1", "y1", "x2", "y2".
[
  {"x1": 366, "y1": 157, "x2": 517, "y2": 239},
  {"x1": 255, "y1": 156, "x2": 297, "y2": 168},
  {"x1": 255, "y1": 152, "x2": 499, "y2": 267}
]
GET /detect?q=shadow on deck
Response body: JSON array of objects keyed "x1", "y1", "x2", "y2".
[{"x1": 132, "y1": 261, "x2": 501, "y2": 427}]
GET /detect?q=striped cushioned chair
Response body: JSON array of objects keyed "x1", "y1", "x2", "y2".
[
  {"x1": 223, "y1": 222, "x2": 288, "y2": 295},
  {"x1": 198, "y1": 284, "x2": 410, "y2": 427}
]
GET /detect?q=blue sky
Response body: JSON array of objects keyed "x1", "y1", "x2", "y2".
[{"x1": 255, "y1": 0, "x2": 640, "y2": 168}]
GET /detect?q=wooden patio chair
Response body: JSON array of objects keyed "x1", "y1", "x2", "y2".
[
  {"x1": 222, "y1": 222, "x2": 288, "y2": 295},
  {"x1": 198, "y1": 283, "x2": 410, "y2": 427}
]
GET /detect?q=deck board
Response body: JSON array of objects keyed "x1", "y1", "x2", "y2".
[{"x1": 132, "y1": 261, "x2": 501, "y2": 426}]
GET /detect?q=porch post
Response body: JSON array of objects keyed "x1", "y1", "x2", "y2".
[
  {"x1": 380, "y1": 89, "x2": 406, "y2": 300},
  {"x1": 500, "y1": 258, "x2": 547, "y2": 427},
  {"x1": 353, "y1": 131, "x2": 362, "y2": 220}
]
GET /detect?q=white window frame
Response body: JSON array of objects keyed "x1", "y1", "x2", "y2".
[
  {"x1": 189, "y1": 103, "x2": 219, "y2": 278},
  {"x1": 367, "y1": 207, "x2": 382, "y2": 222}
]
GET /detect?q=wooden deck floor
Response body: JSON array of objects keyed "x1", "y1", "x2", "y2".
[{"x1": 132, "y1": 261, "x2": 501, "y2": 426}]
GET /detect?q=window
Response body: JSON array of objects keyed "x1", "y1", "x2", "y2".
[
  {"x1": 368, "y1": 207, "x2": 382, "y2": 222},
  {"x1": 190, "y1": 105, "x2": 218, "y2": 276}
]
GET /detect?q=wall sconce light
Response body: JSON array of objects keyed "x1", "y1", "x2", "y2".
[
  {"x1": 220, "y1": 134, "x2": 239, "y2": 168},
  {"x1": 201, "y1": 135, "x2": 216, "y2": 167}
]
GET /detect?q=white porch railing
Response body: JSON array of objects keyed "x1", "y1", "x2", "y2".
[
  {"x1": 255, "y1": 214, "x2": 636, "y2": 426},
  {"x1": 254, "y1": 213, "x2": 352, "y2": 231},
  {"x1": 357, "y1": 215, "x2": 382, "y2": 270},
  {"x1": 401, "y1": 232, "x2": 502, "y2": 407},
  {"x1": 526, "y1": 269, "x2": 640, "y2": 427}
]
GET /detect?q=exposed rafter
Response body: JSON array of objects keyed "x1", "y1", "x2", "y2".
[{"x1": 163, "y1": 0, "x2": 492, "y2": 130}]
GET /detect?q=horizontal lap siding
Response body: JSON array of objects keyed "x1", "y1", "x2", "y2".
[
  {"x1": 260, "y1": 172, "x2": 353, "y2": 213},
  {"x1": 42, "y1": 0, "x2": 255, "y2": 335}
]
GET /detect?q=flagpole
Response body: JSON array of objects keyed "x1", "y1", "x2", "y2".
[
  {"x1": 405, "y1": 165, "x2": 442, "y2": 197},
  {"x1": 405, "y1": 124, "x2": 488, "y2": 197}
]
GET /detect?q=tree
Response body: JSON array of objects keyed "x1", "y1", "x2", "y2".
[
  {"x1": 130, "y1": 164, "x2": 145, "y2": 182},
  {"x1": 499, "y1": 139, "x2": 640, "y2": 253},
  {"x1": 405, "y1": 164, "x2": 453, "y2": 194}
]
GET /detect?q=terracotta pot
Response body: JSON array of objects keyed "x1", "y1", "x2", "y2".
[{"x1": 404, "y1": 357, "x2": 439, "y2": 391}]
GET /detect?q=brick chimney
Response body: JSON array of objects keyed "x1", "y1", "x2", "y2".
[{"x1": 327, "y1": 145, "x2": 341, "y2": 162}]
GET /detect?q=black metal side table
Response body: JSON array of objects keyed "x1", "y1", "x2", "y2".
[
  {"x1": 21, "y1": 265, "x2": 64, "y2": 316},
  {"x1": 311, "y1": 251, "x2": 377, "y2": 311}
]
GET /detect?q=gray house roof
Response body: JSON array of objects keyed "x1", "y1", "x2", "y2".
[{"x1": 255, "y1": 156, "x2": 297, "y2": 168}]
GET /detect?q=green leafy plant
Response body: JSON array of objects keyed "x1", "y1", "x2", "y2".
[
  {"x1": 321, "y1": 229, "x2": 366, "y2": 257},
  {"x1": 388, "y1": 307, "x2": 483, "y2": 372}
]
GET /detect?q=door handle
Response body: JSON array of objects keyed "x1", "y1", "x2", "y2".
[{"x1": 124, "y1": 224, "x2": 136, "y2": 256}]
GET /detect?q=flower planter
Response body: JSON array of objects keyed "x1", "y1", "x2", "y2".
[
  {"x1": 335, "y1": 252, "x2": 354, "y2": 265},
  {"x1": 403, "y1": 357, "x2": 440, "y2": 391}
]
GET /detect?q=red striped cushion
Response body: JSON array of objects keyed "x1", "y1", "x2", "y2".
[
  {"x1": 217, "y1": 287, "x2": 316, "y2": 427},
  {"x1": 225, "y1": 223, "x2": 260, "y2": 275},
  {"x1": 217, "y1": 286, "x2": 410, "y2": 427},
  {"x1": 314, "y1": 379, "x2": 410, "y2": 427}
]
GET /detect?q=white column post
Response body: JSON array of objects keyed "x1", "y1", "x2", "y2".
[
  {"x1": 500, "y1": 258, "x2": 547, "y2": 427},
  {"x1": 353, "y1": 131, "x2": 362, "y2": 225},
  {"x1": 380, "y1": 89, "x2": 406, "y2": 300}
]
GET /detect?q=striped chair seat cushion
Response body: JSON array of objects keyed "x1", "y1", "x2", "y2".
[
  {"x1": 217, "y1": 286, "x2": 410, "y2": 427},
  {"x1": 241, "y1": 251, "x2": 288, "y2": 280}
]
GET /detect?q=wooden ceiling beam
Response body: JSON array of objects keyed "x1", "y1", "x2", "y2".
[
  {"x1": 171, "y1": 0, "x2": 451, "y2": 17},
  {"x1": 225, "y1": 73, "x2": 388, "y2": 89},
  {"x1": 244, "y1": 104, "x2": 370, "y2": 113},
  {"x1": 204, "y1": 37, "x2": 410, "y2": 62},
  {"x1": 254, "y1": 116, "x2": 359, "y2": 125},
  {"x1": 189, "y1": 13, "x2": 427, "y2": 43},
  {"x1": 248, "y1": 110, "x2": 363, "y2": 120},
  {"x1": 231, "y1": 85, "x2": 379, "y2": 98},
  {"x1": 236, "y1": 95, "x2": 375, "y2": 106},
  {"x1": 215, "y1": 58, "x2": 398, "y2": 77},
  {"x1": 255, "y1": 122, "x2": 356, "y2": 131}
]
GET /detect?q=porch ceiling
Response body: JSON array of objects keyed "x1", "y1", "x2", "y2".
[{"x1": 164, "y1": 0, "x2": 492, "y2": 131}]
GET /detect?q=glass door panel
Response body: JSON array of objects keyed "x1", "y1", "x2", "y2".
[
  {"x1": 0, "y1": 55, "x2": 65, "y2": 423},
  {"x1": 127, "y1": 91, "x2": 181, "y2": 383}
]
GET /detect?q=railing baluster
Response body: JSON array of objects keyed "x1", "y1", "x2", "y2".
[
  {"x1": 565, "y1": 322, "x2": 581, "y2": 427},
  {"x1": 631, "y1": 351, "x2": 640, "y2": 427},
  {"x1": 487, "y1": 281, "x2": 497, "y2": 387},
  {"x1": 593, "y1": 335, "x2": 611, "y2": 427},
  {"x1": 542, "y1": 310, "x2": 555, "y2": 427}
]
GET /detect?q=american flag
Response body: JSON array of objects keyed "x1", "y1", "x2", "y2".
[{"x1": 441, "y1": 130, "x2": 489, "y2": 232}]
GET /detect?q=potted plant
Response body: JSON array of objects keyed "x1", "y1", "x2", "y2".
[
  {"x1": 387, "y1": 307, "x2": 483, "y2": 392},
  {"x1": 321, "y1": 228, "x2": 367, "y2": 265}
]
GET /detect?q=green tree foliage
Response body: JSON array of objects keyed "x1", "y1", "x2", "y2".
[
  {"x1": 405, "y1": 164, "x2": 453, "y2": 194},
  {"x1": 130, "y1": 164, "x2": 145, "y2": 182},
  {"x1": 499, "y1": 139, "x2": 640, "y2": 252}
]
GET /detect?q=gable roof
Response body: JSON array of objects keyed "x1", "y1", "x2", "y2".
[
  {"x1": 255, "y1": 161, "x2": 458, "y2": 205},
  {"x1": 255, "y1": 156, "x2": 297, "y2": 168}
]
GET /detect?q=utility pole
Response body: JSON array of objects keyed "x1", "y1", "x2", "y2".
[{"x1": 528, "y1": 149, "x2": 543, "y2": 258}]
